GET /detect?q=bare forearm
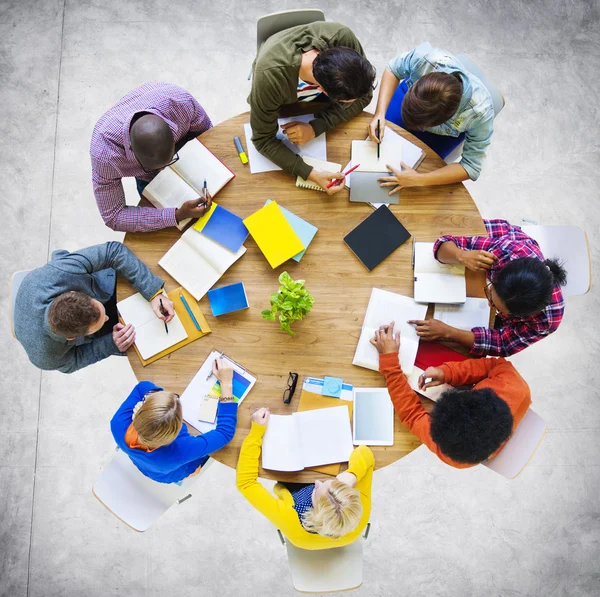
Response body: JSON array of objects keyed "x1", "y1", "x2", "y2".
[
  {"x1": 444, "y1": 326, "x2": 476, "y2": 349},
  {"x1": 437, "y1": 241, "x2": 466, "y2": 265},
  {"x1": 374, "y1": 68, "x2": 400, "y2": 116},
  {"x1": 414, "y1": 163, "x2": 470, "y2": 187}
]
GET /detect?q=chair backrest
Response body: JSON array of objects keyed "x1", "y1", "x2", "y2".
[
  {"x1": 257, "y1": 9, "x2": 325, "y2": 48},
  {"x1": 521, "y1": 225, "x2": 591, "y2": 297},
  {"x1": 285, "y1": 538, "x2": 363, "y2": 592},
  {"x1": 9, "y1": 269, "x2": 32, "y2": 338},
  {"x1": 456, "y1": 54, "x2": 505, "y2": 117},
  {"x1": 93, "y1": 448, "x2": 212, "y2": 532},
  {"x1": 483, "y1": 409, "x2": 547, "y2": 479}
]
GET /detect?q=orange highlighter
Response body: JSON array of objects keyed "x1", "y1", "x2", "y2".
[{"x1": 234, "y1": 136, "x2": 248, "y2": 165}]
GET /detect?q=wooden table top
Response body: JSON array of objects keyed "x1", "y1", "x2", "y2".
[{"x1": 119, "y1": 111, "x2": 486, "y2": 482}]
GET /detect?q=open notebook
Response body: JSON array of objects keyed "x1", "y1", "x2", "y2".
[
  {"x1": 117, "y1": 293, "x2": 188, "y2": 360},
  {"x1": 262, "y1": 405, "x2": 354, "y2": 472},
  {"x1": 159, "y1": 227, "x2": 246, "y2": 301},
  {"x1": 296, "y1": 157, "x2": 342, "y2": 191},
  {"x1": 413, "y1": 241, "x2": 466, "y2": 304},
  {"x1": 434, "y1": 297, "x2": 491, "y2": 330},
  {"x1": 142, "y1": 139, "x2": 235, "y2": 229},
  {"x1": 353, "y1": 288, "x2": 427, "y2": 374}
]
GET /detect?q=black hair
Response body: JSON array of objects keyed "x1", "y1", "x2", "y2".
[
  {"x1": 312, "y1": 47, "x2": 376, "y2": 101},
  {"x1": 430, "y1": 388, "x2": 514, "y2": 464},
  {"x1": 494, "y1": 257, "x2": 567, "y2": 317}
]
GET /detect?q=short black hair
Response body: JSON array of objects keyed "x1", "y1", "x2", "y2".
[
  {"x1": 312, "y1": 47, "x2": 376, "y2": 101},
  {"x1": 494, "y1": 257, "x2": 567, "y2": 317},
  {"x1": 430, "y1": 387, "x2": 513, "y2": 464}
]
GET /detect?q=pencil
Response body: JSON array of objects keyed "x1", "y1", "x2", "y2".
[
  {"x1": 377, "y1": 119, "x2": 381, "y2": 159},
  {"x1": 179, "y1": 293, "x2": 201, "y2": 331},
  {"x1": 326, "y1": 163, "x2": 361, "y2": 189}
]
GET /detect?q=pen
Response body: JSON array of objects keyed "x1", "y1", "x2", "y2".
[
  {"x1": 233, "y1": 136, "x2": 248, "y2": 164},
  {"x1": 159, "y1": 298, "x2": 169, "y2": 334},
  {"x1": 411, "y1": 236, "x2": 416, "y2": 270},
  {"x1": 377, "y1": 119, "x2": 381, "y2": 159},
  {"x1": 179, "y1": 293, "x2": 201, "y2": 331},
  {"x1": 206, "y1": 352, "x2": 225, "y2": 381},
  {"x1": 326, "y1": 163, "x2": 361, "y2": 189}
]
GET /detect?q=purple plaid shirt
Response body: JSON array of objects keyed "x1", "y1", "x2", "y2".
[
  {"x1": 90, "y1": 81, "x2": 212, "y2": 232},
  {"x1": 433, "y1": 219, "x2": 565, "y2": 357}
]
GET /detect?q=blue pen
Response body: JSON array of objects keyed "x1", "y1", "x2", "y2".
[{"x1": 179, "y1": 293, "x2": 201, "y2": 331}]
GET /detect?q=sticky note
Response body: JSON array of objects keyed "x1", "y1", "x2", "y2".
[{"x1": 323, "y1": 376, "x2": 344, "y2": 398}]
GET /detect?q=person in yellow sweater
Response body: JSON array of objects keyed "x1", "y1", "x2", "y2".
[{"x1": 236, "y1": 407, "x2": 374, "y2": 550}]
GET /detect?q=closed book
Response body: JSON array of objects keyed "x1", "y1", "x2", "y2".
[{"x1": 207, "y1": 282, "x2": 249, "y2": 316}]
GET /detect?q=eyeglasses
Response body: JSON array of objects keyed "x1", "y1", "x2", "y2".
[
  {"x1": 483, "y1": 282, "x2": 500, "y2": 312},
  {"x1": 283, "y1": 372, "x2": 299, "y2": 404},
  {"x1": 136, "y1": 152, "x2": 179, "y2": 175}
]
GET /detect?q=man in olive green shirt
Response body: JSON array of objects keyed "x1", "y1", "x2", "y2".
[{"x1": 248, "y1": 22, "x2": 375, "y2": 194}]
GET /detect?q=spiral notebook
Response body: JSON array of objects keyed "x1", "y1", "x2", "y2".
[{"x1": 296, "y1": 157, "x2": 342, "y2": 191}]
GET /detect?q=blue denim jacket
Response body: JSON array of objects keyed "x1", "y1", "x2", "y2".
[{"x1": 388, "y1": 42, "x2": 495, "y2": 180}]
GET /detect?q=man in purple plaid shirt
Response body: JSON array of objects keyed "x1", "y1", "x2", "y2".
[
  {"x1": 408, "y1": 219, "x2": 567, "y2": 357},
  {"x1": 90, "y1": 81, "x2": 213, "y2": 232}
]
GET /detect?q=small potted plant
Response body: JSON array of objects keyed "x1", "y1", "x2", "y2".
[{"x1": 261, "y1": 272, "x2": 314, "y2": 335}]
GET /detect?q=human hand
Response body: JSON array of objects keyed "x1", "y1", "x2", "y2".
[
  {"x1": 281, "y1": 121, "x2": 316, "y2": 145},
  {"x1": 378, "y1": 161, "x2": 420, "y2": 195},
  {"x1": 307, "y1": 169, "x2": 346, "y2": 195},
  {"x1": 112, "y1": 323, "x2": 136, "y2": 352},
  {"x1": 407, "y1": 318, "x2": 453, "y2": 341},
  {"x1": 418, "y1": 367, "x2": 446, "y2": 390},
  {"x1": 175, "y1": 191, "x2": 213, "y2": 222},
  {"x1": 368, "y1": 113, "x2": 386, "y2": 144},
  {"x1": 369, "y1": 320, "x2": 400, "y2": 354},
  {"x1": 213, "y1": 358, "x2": 234, "y2": 394},
  {"x1": 251, "y1": 407, "x2": 270, "y2": 426},
  {"x1": 151, "y1": 293, "x2": 175, "y2": 323},
  {"x1": 459, "y1": 249, "x2": 498, "y2": 272}
]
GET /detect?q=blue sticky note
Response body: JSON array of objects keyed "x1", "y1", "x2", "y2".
[
  {"x1": 207, "y1": 282, "x2": 249, "y2": 316},
  {"x1": 323, "y1": 376, "x2": 344, "y2": 398},
  {"x1": 202, "y1": 205, "x2": 249, "y2": 252},
  {"x1": 265, "y1": 199, "x2": 318, "y2": 261}
]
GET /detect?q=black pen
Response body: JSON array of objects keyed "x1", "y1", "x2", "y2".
[
  {"x1": 159, "y1": 298, "x2": 169, "y2": 334},
  {"x1": 377, "y1": 119, "x2": 381, "y2": 159}
]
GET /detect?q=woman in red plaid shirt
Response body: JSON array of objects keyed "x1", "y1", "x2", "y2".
[{"x1": 408, "y1": 220, "x2": 567, "y2": 357}]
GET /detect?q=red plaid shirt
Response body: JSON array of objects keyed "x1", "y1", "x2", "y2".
[
  {"x1": 90, "y1": 81, "x2": 212, "y2": 232},
  {"x1": 433, "y1": 219, "x2": 565, "y2": 357}
]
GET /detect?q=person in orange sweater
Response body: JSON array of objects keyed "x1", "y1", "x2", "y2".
[{"x1": 372, "y1": 321, "x2": 532, "y2": 468}]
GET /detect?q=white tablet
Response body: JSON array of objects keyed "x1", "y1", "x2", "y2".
[{"x1": 353, "y1": 388, "x2": 394, "y2": 446}]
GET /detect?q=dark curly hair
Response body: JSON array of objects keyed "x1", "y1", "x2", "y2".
[
  {"x1": 312, "y1": 47, "x2": 376, "y2": 101},
  {"x1": 429, "y1": 387, "x2": 513, "y2": 464},
  {"x1": 494, "y1": 257, "x2": 567, "y2": 317}
]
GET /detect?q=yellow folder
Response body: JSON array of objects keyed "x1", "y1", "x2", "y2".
[{"x1": 243, "y1": 201, "x2": 305, "y2": 268}]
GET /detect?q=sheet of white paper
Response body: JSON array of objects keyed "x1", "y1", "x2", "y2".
[
  {"x1": 434, "y1": 298, "x2": 491, "y2": 330},
  {"x1": 379, "y1": 126, "x2": 424, "y2": 169},
  {"x1": 262, "y1": 415, "x2": 304, "y2": 471},
  {"x1": 407, "y1": 367, "x2": 454, "y2": 402},
  {"x1": 243, "y1": 114, "x2": 327, "y2": 174}
]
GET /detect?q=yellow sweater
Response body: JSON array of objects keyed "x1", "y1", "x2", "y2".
[{"x1": 236, "y1": 422, "x2": 375, "y2": 550}]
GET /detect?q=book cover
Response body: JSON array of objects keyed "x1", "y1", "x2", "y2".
[
  {"x1": 265, "y1": 200, "x2": 317, "y2": 262},
  {"x1": 208, "y1": 282, "x2": 249, "y2": 316},
  {"x1": 201, "y1": 205, "x2": 249, "y2": 253}
]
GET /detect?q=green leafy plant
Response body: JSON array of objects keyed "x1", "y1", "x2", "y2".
[{"x1": 261, "y1": 272, "x2": 315, "y2": 335}]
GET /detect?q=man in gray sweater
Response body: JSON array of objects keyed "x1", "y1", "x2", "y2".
[{"x1": 14, "y1": 242, "x2": 174, "y2": 374}]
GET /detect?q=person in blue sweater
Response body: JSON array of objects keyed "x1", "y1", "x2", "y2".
[{"x1": 110, "y1": 358, "x2": 238, "y2": 483}]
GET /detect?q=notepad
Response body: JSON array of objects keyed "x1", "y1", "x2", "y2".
[
  {"x1": 413, "y1": 241, "x2": 466, "y2": 304},
  {"x1": 117, "y1": 293, "x2": 188, "y2": 360},
  {"x1": 143, "y1": 139, "x2": 235, "y2": 229},
  {"x1": 262, "y1": 406, "x2": 354, "y2": 472},
  {"x1": 200, "y1": 205, "x2": 249, "y2": 253},
  {"x1": 434, "y1": 297, "x2": 491, "y2": 330},
  {"x1": 344, "y1": 206, "x2": 411, "y2": 271},
  {"x1": 243, "y1": 201, "x2": 305, "y2": 268},
  {"x1": 353, "y1": 288, "x2": 427, "y2": 374},
  {"x1": 207, "y1": 282, "x2": 249, "y2": 316},
  {"x1": 264, "y1": 199, "x2": 317, "y2": 261},
  {"x1": 295, "y1": 157, "x2": 342, "y2": 191},
  {"x1": 159, "y1": 227, "x2": 246, "y2": 301}
]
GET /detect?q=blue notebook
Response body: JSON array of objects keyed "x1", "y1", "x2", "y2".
[
  {"x1": 201, "y1": 205, "x2": 249, "y2": 252},
  {"x1": 265, "y1": 199, "x2": 318, "y2": 261},
  {"x1": 207, "y1": 282, "x2": 249, "y2": 316}
]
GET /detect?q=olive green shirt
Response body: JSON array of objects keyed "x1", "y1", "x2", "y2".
[{"x1": 248, "y1": 22, "x2": 372, "y2": 180}]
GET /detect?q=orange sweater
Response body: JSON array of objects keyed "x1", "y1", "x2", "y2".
[{"x1": 379, "y1": 353, "x2": 532, "y2": 468}]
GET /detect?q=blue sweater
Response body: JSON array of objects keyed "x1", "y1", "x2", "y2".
[{"x1": 110, "y1": 381, "x2": 238, "y2": 484}]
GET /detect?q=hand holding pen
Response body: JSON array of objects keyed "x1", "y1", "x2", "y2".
[{"x1": 174, "y1": 186, "x2": 212, "y2": 222}]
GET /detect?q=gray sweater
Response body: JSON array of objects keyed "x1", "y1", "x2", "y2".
[{"x1": 14, "y1": 242, "x2": 163, "y2": 374}]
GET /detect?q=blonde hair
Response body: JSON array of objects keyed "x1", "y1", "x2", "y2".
[
  {"x1": 301, "y1": 480, "x2": 363, "y2": 539},
  {"x1": 133, "y1": 391, "x2": 182, "y2": 449}
]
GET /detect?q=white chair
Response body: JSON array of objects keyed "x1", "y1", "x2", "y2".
[
  {"x1": 93, "y1": 448, "x2": 213, "y2": 532},
  {"x1": 482, "y1": 409, "x2": 547, "y2": 479},
  {"x1": 444, "y1": 54, "x2": 506, "y2": 164},
  {"x1": 277, "y1": 523, "x2": 370, "y2": 593},
  {"x1": 521, "y1": 225, "x2": 592, "y2": 297},
  {"x1": 9, "y1": 269, "x2": 32, "y2": 338}
]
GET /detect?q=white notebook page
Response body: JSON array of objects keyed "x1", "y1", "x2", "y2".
[
  {"x1": 143, "y1": 166, "x2": 199, "y2": 208},
  {"x1": 262, "y1": 415, "x2": 304, "y2": 472},
  {"x1": 434, "y1": 298, "x2": 491, "y2": 330}
]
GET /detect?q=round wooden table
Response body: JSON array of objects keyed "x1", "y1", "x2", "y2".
[{"x1": 119, "y1": 111, "x2": 486, "y2": 482}]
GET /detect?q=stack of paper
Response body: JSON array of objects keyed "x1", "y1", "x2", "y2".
[{"x1": 264, "y1": 199, "x2": 317, "y2": 261}]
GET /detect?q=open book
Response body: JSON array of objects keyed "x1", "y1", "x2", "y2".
[
  {"x1": 434, "y1": 297, "x2": 491, "y2": 330},
  {"x1": 117, "y1": 293, "x2": 188, "y2": 360},
  {"x1": 413, "y1": 241, "x2": 466, "y2": 304},
  {"x1": 142, "y1": 139, "x2": 235, "y2": 229},
  {"x1": 262, "y1": 405, "x2": 354, "y2": 472},
  {"x1": 159, "y1": 227, "x2": 246, "y2": 301},
  {"x1": 353, "y1": 288, "x2": 427, "y2": 374}
]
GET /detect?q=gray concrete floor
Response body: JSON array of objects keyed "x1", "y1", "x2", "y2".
[{"x1": 1, "y1": 1, "x2": 599, "y2": 596}]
